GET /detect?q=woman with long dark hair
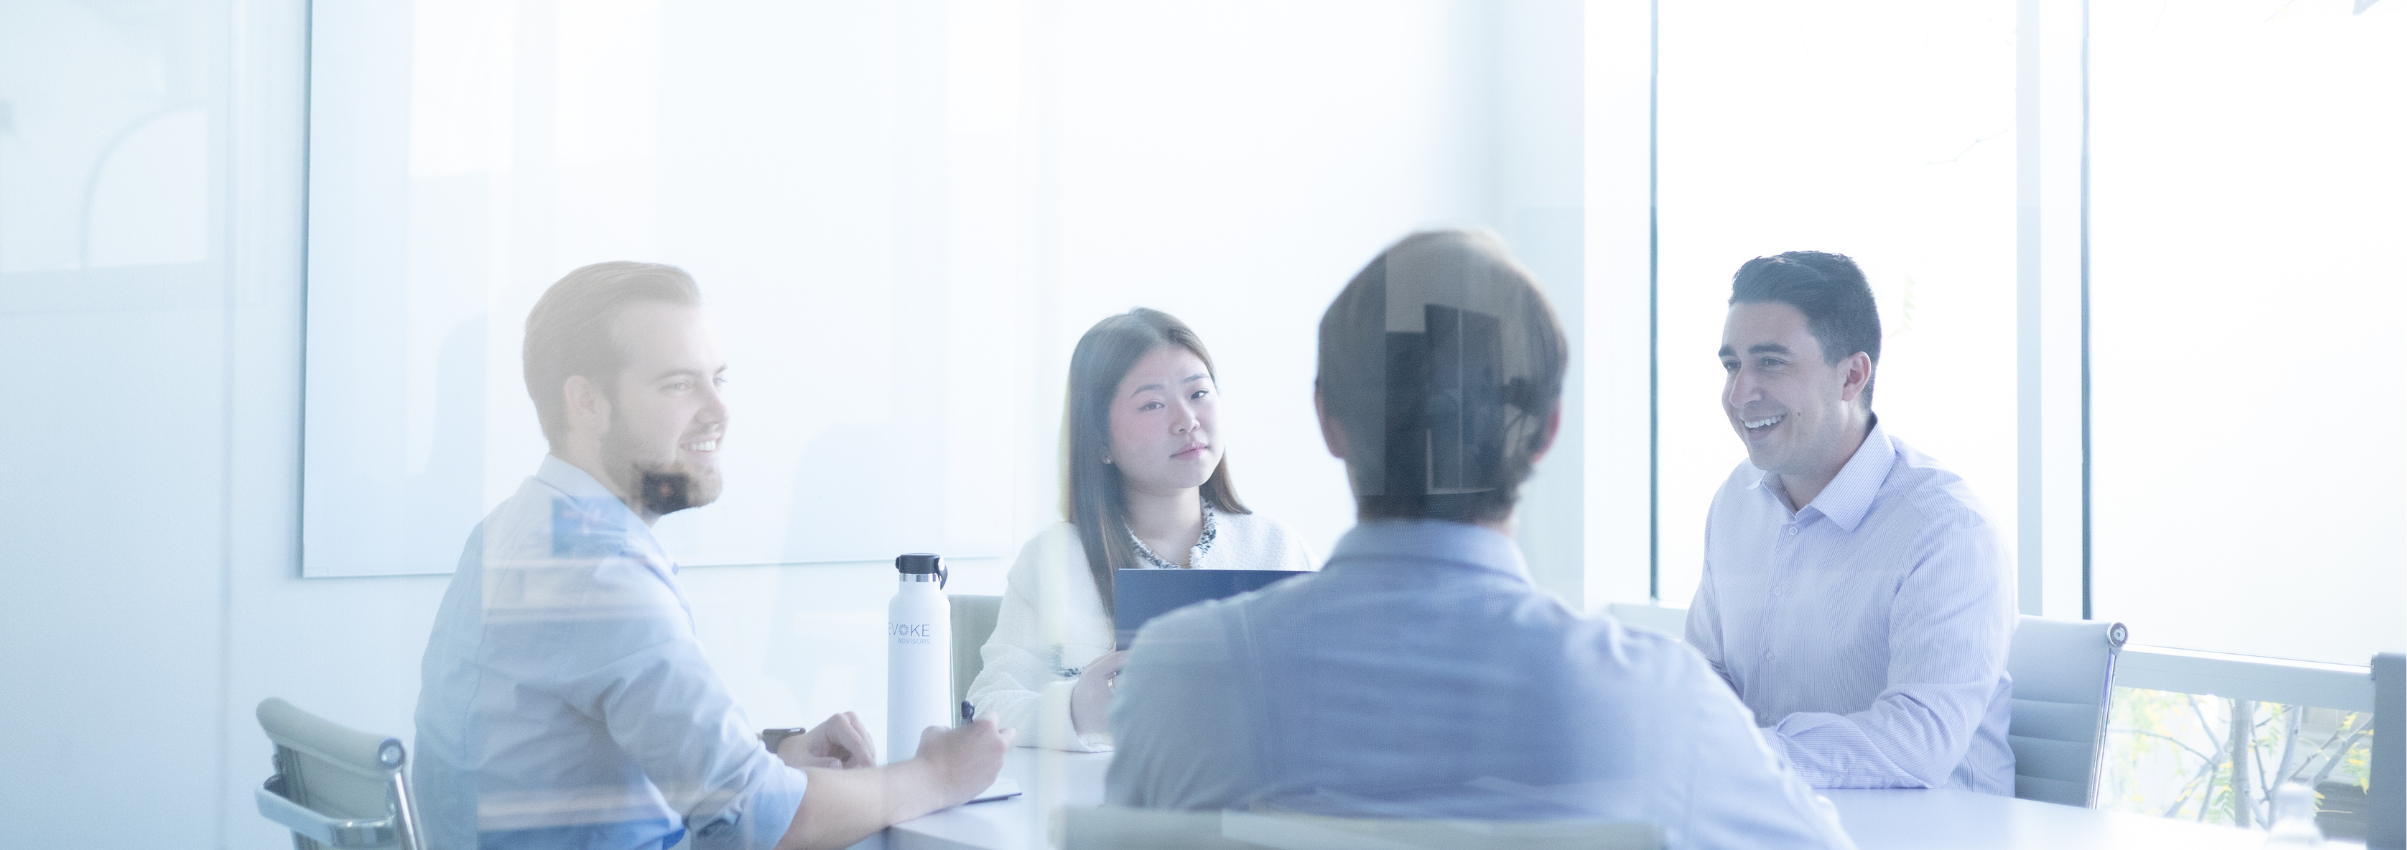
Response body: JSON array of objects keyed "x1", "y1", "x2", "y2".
[{"x1": 964, "y1": 308, "x2": 1313, "y2": 750}]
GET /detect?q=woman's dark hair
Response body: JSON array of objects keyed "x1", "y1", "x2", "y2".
[
  {"x1": 1062, "y1": 308, "x2": 1249, "y2": 614},
  {"x1": 1728, "y1": 251, "x2": 1881, "y2": 408}
]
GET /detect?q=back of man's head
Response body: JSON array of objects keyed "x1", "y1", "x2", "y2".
[
  {"x1": 1727, "y1": 250, "x2": 1881, "y2": 407},
  {"x1": 523, "y1": 261, "x2": 702, "y2": 443},
  {"x1": 1317, "y1": 230, "x2": 1567, "y2": 524}
]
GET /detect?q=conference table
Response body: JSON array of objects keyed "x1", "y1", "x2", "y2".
[{"x1": 871, "y1": 748, "x2": 2300, "y2": 850}]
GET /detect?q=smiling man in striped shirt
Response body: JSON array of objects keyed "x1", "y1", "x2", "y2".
[{"x1": 1685, "y1": 251, "x2": 2018, "y2": 794}]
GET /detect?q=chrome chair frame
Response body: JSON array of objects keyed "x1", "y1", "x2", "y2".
[
  {"x1": 2006, "y1": 616, "x2": 2129, "y2": 807},
  {"x1": 253, "y1": 698, "x2": 423, "y2": 850}
]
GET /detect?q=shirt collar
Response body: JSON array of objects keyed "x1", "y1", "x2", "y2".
[
  {"x1": 1752, "y1": 418, "x2": 1896, "y2": 533},
  {"x1": 532, "y1": 455, "x2": 673, "y2": 563},
  {"x1": 1327, "y1": 519, "x2": 1531, "y2": 582},
  {"x1": 536, "y1": 454, "x2": 625, "y2": 503}
]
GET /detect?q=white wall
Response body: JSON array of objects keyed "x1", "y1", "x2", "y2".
[
  {"x1": 0, "y1": 1, "x2": 1584, "y2": 847},
  {"x1": 1, "y1": 3, "x2": 240, "y2": 847}
]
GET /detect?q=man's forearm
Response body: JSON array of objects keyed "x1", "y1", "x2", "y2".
[
  {"x1": 777, "y1": 760, "x2": 950, "y2": 850},
  {"x1": 1768, "y1": 705, "x2": 1961, "y2": 788}
]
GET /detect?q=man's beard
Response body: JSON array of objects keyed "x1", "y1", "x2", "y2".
[
  {"x1": 629, "y1": 459, "x2": 722, "y2": 516},
  {"x1": 602, "y1": 424, "x2": 723, "y2": 516},
  {"x1": 638, "y1": 467, "x2": 698, "y2": 515}
]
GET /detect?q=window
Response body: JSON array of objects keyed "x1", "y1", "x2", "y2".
[
  {"x1": 1654, "y1": 0, "x2": 2022, "y2": 606},
  {"x1": 2088, "y1": 0, "x2": 2406, "y2": 665},
  {"x1": 1629, "y1": 0, "x2": 2404, "y2": 829}
]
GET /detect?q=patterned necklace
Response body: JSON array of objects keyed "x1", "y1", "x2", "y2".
[{"x1": 1125, "y1": 501, "x2": 1219, "y2": 570}]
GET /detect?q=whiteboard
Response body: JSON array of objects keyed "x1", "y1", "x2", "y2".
[{"x1": 300, "y1": 1, "x2": 1017, "y2": 576}]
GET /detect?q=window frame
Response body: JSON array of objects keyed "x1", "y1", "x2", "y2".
[{"x1": 1581, "y1": 0, "x2": 2388, "y2": 693}]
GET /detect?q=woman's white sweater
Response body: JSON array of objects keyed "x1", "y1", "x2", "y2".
[{"x1": 963, "y1": 511, "x2": 1314, "y2": 751}]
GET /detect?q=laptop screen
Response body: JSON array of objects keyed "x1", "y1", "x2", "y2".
[{"x1": 1111, "y1": 569, "x2": 1307, "y2": 650}]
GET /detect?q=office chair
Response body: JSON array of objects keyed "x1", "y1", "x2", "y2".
[
  {"x1": 253, "y1": 698, "x2": 423, "y2": 850},
  {"x1": 951, "y1": 593, "x2": 1003, "y2": 722},
  {"x1": 2005, "y1": 615, "x2": 2128, "y2": 807},
  {"x1": 1063, "y1": 806, "x2": 1661, "y2": 850}
]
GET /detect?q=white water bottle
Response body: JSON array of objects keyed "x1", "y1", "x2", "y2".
[{"x1": 886, "y1": 553, "x2": 951, "y2": 763}]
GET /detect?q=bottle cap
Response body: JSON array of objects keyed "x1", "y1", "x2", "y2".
[{"x1": 896, "y1": 553, "x2": 947, "y2": 587}]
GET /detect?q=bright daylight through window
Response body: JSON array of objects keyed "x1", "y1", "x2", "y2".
[
  {"x1": 1648, "y1": 0, "x2": 2403, "y2": 834},
  {"x1": 2088, "y1": 0, "x2": 2405, "y2": 668},
  {"x1": 1654, "y1": 0, "x2": 2021, "y2": 608}
]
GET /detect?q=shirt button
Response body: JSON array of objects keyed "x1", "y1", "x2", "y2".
[
  {"x1": 1771, "y1": 585, "x2": 1782, "y2": 597},
  {"x1": 1763, "y1": 649, "x2": 1774, "y2": 660},
  {"x1": 1787, "y1": 526, "x2": 1799, "y2": 535}
]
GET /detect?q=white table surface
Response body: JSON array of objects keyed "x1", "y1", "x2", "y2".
[
  {"x1": 883, "y1": 749, "x2": 1109, "y2": 850},
  {"x1": 879, "y1": 748, "x2": 2287, "y2": 850},
  {"x1": 1821, "y1": 788, "x2": 2274, "y2": 850}
]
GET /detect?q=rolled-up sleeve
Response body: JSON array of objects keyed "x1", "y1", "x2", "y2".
[
  {"x1": 551, "y1": 556, "x2": 811, "y2": 849},
  {"x1": 1768, "y1": 512, "x2": 2013, "y2": 788},
  {"x1": 688, "y1": 763, "x2": 806, "y2": 850}
]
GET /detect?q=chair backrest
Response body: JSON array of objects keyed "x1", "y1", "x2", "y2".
[
  {"x1": 1063, "y1": 806, "x2": 1662, "y2": 850},
  {"x1": 254, "y1": 698, "x2": 422, "y2": 850},
  {"x1": 951, "y1": 594, "x2": 1003, "y2": 723},
  {"x1": 2369, "y1": 653, "x2": 2403, "y2": 850},
  {"x1": 2005, "y1": 615, "x2": 2127, "y2": 807}
]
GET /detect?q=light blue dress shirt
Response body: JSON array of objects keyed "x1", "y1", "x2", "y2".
[
  {"x1": 1686, "y1": 420, "x2": 2017, "y2": 794},
  {"x1": 414, "y1": 456, "x2": 806, "y2": 850},
  {"x1": 1107, "y1": 520, "x2": 1855, "y2": 850}
]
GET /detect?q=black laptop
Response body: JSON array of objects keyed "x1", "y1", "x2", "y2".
[{"x1": 1112, "y1": 568, "x2": 1306, "y2": 650}]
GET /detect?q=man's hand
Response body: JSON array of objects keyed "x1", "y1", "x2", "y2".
[
  {"x1": 1068, "y1": 650, "x2": 1128, "y2": 736},
  {"x1": 913, "y1": 717, "x2": 1015, "y2": 805},
  {"x1": 777, "y1": 712, "x2": 876, "y2": 770},
  {"x1": 776, "y1": 718, "x2": 1016, "y2": 850}
]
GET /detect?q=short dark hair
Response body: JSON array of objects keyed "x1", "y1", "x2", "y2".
[
  {"x1": 1317, "y1": 231, "x2": 1566, "y2": 524},
  {"x1": 1062, "y1": 308, "x2": 1250, "y2": 614},
  {"x1": 1728, "y1": 251, "x2": 1881, "y2": 407},
  {"x1": 523, "y1": 261, "x2": 703, "y2": 441}
]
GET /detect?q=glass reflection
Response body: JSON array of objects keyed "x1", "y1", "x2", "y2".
[
  {"x1": 964, "y1": 308, "x2": 1315, "y2": 751},
  {"x1": 414, "y1": 263, "x2": 1009, "y2": 850},
  {"x1": 1101, "y1": 231, "x2": 1854, "y2": 847}
]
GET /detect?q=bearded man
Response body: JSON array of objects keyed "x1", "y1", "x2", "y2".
[{"x1": 413, "y1": 262, "x2": 1009, "y2": 850}]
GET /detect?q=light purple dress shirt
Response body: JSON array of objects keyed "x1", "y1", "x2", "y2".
[{"x1": 1685, "y1": 420, "x2": 2018, "y2": 794}]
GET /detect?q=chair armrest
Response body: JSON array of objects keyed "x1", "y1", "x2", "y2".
[{"x1": 256, "y1": 775, "x2": 397, "y2": 849}]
